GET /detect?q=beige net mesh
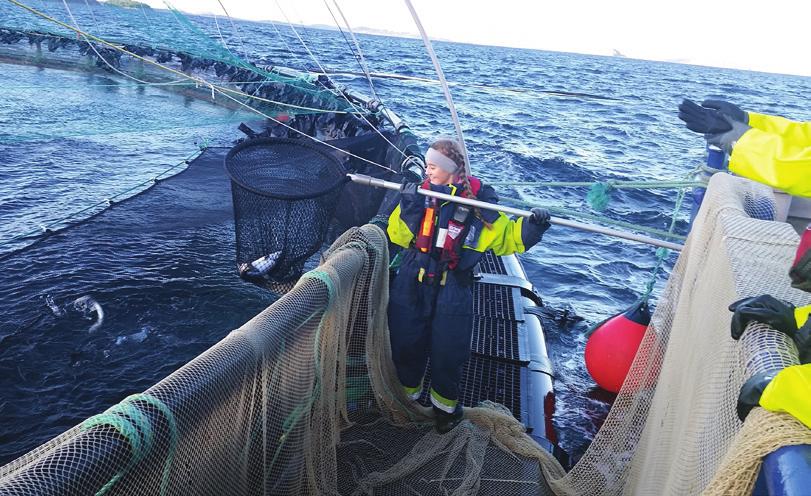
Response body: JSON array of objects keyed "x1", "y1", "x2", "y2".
[
  {"x1": 0, "y1": 225, "x2": 559, "y2": 495},
  {"x1": 551, "y1": 173, "x2": 811, "y2": 496},
  {"x1": 1, "y1": 173, "x2": 809, "y2": 496}
]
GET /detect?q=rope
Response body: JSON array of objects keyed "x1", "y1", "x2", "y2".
[
  {"x1": 81, "y1": 401, "x2": 155, "y2": 495},
  {"x1": 215, "y1": 85, "x2": 398, "y2": 173},
  {"x1": 61, "y1": 0, "x2": 154, "y2": 85},
  {"x1": 1, "y1": 80, "x2": 333, "y2": 90},
  {"x1": 79, "y1": 393, "x2": 178, "y2": 496},
  {"x1": 638, "y1": 184, "x2": 688, "y2": 302},
  {"x1": 299, "y1": 270, "x2": 336, "y2": 308},
  {"x1": 125, "y1": 394, "x2": 178, "y2": 496},
  {"x1": 163, "y1": 2, "x2": 239, "y2": 67},
  {"x1": 487, "y1": 178, "x2": 706, "y2": 213},
  {"x1": 214, "y1": 0, "x2": 250, "y2": 62},
  {"x1": 211, "y1": 13, "x2": 241, "y2": 63},
  {"x1": 159, "y1": 6, "x2": 350, "y2": 107},
  {"x1": 81, "y1": 0, "x2": 97, "y2": 25},
  {"x1": 501, "y1": 197, "x2": 688, "y2": 241},
  {"x1": 265, "y1": 17, "x2": 302, "y2": 66},
  {"x1": 317, "y1": 68, "x2": 623, "y2": 102}
]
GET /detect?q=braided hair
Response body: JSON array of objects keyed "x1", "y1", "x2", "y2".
[{"x1": 429, "y1": 139, "x2": 493, "y2": 229}]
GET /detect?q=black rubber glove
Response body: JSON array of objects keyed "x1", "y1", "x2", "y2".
[
  {"x1": 799, "y1": 320, "x2": 811, "y2": 363},
  {"x1": 398, "y1": 177, "x2": 425, "y2": 231},
  {"x1": 737, "y1": 369, "x2": 780, "y2": 422},
  {"x1": 678, "y1": 99, "x2": 733, "y2": 134},
  {"x1": 401, "y1": 181, "x2": 419, "y2": 196},
  {"x1": 702, "y1": 99, "x2": 749, "y2": 124},
  {"x1": 729, "y1": 295, "x2": 797, "y2": 339},
  {"x1": 521, "y1": 208, "x2": 551, "y2": 248},
  {"x1": 530, "y1": 207, "x2": 551, "y2": 225}
]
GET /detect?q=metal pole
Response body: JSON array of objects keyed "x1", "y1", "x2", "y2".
[{"x1": 347, "y1": 173, "x2": 684, "y2": 251}]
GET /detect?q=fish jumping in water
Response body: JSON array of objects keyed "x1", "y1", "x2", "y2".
[{"x1": 73, "y1": 296, "x2": 104, "y2": 333}]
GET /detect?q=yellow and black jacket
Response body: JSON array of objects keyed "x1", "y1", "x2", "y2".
[
  {"x1": 387, "y1": 179, "x2": 545, "y2": 274},
  {"x1": 758, "y1": 305, "x2": 811, "y2": 428},
  {"x1": 730, "y1": 113, "x2": 811, "y2": 197}
]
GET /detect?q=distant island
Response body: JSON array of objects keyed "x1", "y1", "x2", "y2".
[
  {"x1": 102, "y1": 0, "x2": 151, "y2": 9},
  {"x1": 260, "y1": 21, "x2": 423, "y2": 41}
]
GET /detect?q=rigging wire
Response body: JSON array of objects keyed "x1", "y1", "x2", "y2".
[
  {"x1": 60, "y1": 0, "x2": 158, "y2": 85},
  {"x1": 81, "y1": 0, "x2": 96, "y2": 26},
  {"x1": 33, "y1": 6, "x2": 348, "y2": 113},
  {"x1": 212, "y1": 14, "x2": 243, "y2": 63},
  {"x1": 163, "y1": 2, "x2": 238, "y2": 64},
  {"x1": 274, "y1": 0, "x2": 412, "y2": 164},
  {"x1": 216, "y1": 75, "x2": 398, "y2": 174},
  {"x1": 331, "y1": 0, "x2": 380, "y2": 102},
  {"x1": 265, "y1": 15, "x2": 303, "y2": 66},
  {"x1": 214, "y1": 0, "x2": 250, "y2": 61},
  {"x1": 1, "y1": 80, "x2": 330, "y2": 90},
  {"x1": 7, "y1": 0, "x2": 399, "y2": 174},
  {"x1": 209, "y1": 9, "x2": 271, "y2": 106},
  {"x1": 321, "y1": 0, "x2": 379, "y2": 101},
  {"x1": 403, "y1": 0, "x2": 469, "y2": 177},
  {"x1": 137, "y1": 4, "x2": 161, "y2": 50},
  {"x1": 158, "y1": 2, "x2": 349, "y2": 108}
]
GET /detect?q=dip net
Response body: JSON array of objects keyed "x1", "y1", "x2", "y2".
[
  {"x1": 225, "y1": 138, "x2": 347, "y2": 285},
  {"x1": 1, "y1": 177, "x2": 809, "y2": 495}
]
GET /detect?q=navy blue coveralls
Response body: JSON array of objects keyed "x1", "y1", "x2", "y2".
[{"x1": 386, "y1": 179, "x2": 546, "y2": 412}]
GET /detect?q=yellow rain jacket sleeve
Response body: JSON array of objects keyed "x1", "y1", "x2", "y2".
[
  {"x1": 758, "y1": 304, "x2": 811, "y2": 429},
  {"x1": 748, "y1": 112, "x2": 811, "y2": 141},
  {"x1": 729, "y1": 113, "x2": 811, "y2": 198},
  {"x1": 759, "y1": 364, "x2": 811, "y2": 429},
  {"x1": 469, "y1": 214, "x2": 527, "y2": 256}
]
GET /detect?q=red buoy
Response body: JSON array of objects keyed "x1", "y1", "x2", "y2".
[{"x1": 585, "y1": 300, "x2": 651, "y2": 393}]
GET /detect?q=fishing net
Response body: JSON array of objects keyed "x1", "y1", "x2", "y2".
[
  {"x1": 0, "y1": 1, "x2": 353, "y2": 115},
  {"x1": 547, "y1": 173, "x2": 811, "y2": 495},
  {"x1": 225, "y1": 138, "x2": 347, "y2": 285},
  {"x1": 0, "y1": 224, "x2": 560, "y2": 495},
  {"x1": 0, "y1": 161, "x2": 809, "y2": 496}
]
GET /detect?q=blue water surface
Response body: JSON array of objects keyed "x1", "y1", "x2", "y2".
[{"x1": 2, "y1": 1, "x2": 811, "y2": 466}]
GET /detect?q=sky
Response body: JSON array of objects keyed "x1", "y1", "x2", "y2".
[{"x1": 138, "y1": 0, "x2": 811, "y2": 77}]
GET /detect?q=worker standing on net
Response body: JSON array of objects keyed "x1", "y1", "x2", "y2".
[
  {"x1": 678, "y1": 98, "x2": 811, "y2": 429},
  {"x1": 677, "y1": 98, "x2": 811, "y2": 197},
  {"x1": 386, "y1": 138, "x2": 550, "y2": 433}
]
